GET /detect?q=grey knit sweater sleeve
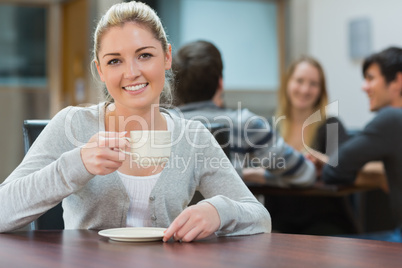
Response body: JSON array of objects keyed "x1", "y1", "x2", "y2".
[
  {"x1": 0, "y1": 106, "x2": 95, "y2": 232},
  {"x1": 184, "y1": 120, "x2": 271, "y2": 236},
  {"x1": 146, "y1": 117, "x2": 271, "y2": 236}
]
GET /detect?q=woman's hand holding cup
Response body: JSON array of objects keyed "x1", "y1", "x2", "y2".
[{"x1": 80, "y1": 131, "x2": 128, "y2": 175}]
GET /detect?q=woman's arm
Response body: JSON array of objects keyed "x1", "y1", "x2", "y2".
[
  {"x1": 163, "y1": 121, "x2": 271, "y2": 241},
  {"x1": 194, "y1": 124, "x2": 271, "y2": 236},
  {"x1": 0, "y1": 108, "x2": 94, "y2": 232},
  {"x1": 0, "y1": 106, "x2": 127, "y2": 232}
]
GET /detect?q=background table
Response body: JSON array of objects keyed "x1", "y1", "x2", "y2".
[
  {"x1": 246, "y1": 170, "x2": 391, "y2": 234},
  {"x1": 247, "y1": 180, "x2": 380, "y2": 197},
  {"x1": 1, "y1": 230, "x2": 401, "y2": 268}
]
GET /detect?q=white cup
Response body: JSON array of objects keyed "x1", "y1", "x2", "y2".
[{"x1": 121, "y1": 130, "x2": 171, "y2": 167}]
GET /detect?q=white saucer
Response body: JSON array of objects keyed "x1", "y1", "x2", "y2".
[{"x1": 98, "y1": 227, "x2": 166, "y2": 242}]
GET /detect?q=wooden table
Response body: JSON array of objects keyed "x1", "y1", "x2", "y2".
[{"x1": 0, "y1": 230, "x2": 401, "y2": 268}]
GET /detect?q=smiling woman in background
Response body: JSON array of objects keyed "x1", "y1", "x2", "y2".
[
  {"x1": 266, "y1": 56, "x2": 352, "y2": 235},
  {"x1": 0, "y1": 1, "x2": 270, "y2": 241},
  {"x1": 276, "y1": 56, "x2": 349, "y2": 155}
]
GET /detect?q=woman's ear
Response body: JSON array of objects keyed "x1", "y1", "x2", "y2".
[
  {"x1": 95, "y1": 60, "x2": 105, "y2": 82},
  {"x1": 165, "y1": 44, "x2": 172, "y2": 70}
]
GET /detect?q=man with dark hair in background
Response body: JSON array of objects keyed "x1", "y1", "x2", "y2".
[{"x1": 321, "y1": 47, "x2": 402, "y2": 242}]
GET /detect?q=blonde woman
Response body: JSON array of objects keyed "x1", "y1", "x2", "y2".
[
  {"x1": 276, "y1": 56, "x2": 348, "y2": 155},
  {"x1": 0, "y1": 1, "x2": 270, "y2": 241},
  {"x1": 267, "y1": 57, "x2": 352, "y2": 235}
]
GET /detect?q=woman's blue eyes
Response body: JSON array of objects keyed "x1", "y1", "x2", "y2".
[
  {"x1": 107, "y1": 59, "x2": 120, "y2": 65},
  {"x1": 106, "y1": 54, "x2": 153, "y2": 65},
  {"x1": 139, "y1": 53, "x2": 152, "y2": 59},
  {"x1": 294, "y1": 78, "x2": 320, "y2": 89}
]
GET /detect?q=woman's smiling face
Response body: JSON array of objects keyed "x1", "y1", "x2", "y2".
[
  {"x1": 96, "y1": 22, "x2": 172, "y2": 112},
  {"x1": 287, "y1": 62, "x2": 322, "y2": 112}
]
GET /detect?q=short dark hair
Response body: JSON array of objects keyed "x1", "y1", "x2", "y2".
[
  {"x1": 172, "y1": 40, "x2": 223, "y2": 105},
  {"x1": 363, "y1": 47, "x2": 402, "y2": 83}
]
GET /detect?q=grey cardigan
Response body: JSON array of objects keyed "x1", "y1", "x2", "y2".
[{"x1": 0, "y1": 103, "x2": 271, "y2": 235}]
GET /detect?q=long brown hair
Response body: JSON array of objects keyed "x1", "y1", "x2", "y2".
[{"x1": 276, "y1": 56, "x2": 328, "y2": 148}]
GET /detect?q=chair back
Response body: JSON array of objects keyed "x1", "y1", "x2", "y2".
[{"x1": 23, "y1": 120, "x2": 64, "y2": 230}]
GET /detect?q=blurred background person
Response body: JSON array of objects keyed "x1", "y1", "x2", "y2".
[
  {"x1": 171, "y1": 40, "x2": 316, "y2": 188},
  {"x1": 321, "y1": 47, "x2": 402, "y2": 242},
  {"x1": 262, "y1": 56, "x2": 354, "y2": 235},
  {"x1": 276, "y1": 56, "x2": 349, "y2": 155}
]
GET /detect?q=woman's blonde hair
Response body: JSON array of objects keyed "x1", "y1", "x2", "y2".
[
  {"x1": 276, "y1": 56, "x2": 328, "y2": 148},
  {"x1": 92, "y1": 1, "x2": 173, "y2": 104}
]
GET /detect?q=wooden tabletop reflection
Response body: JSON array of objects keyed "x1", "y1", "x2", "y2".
[{"x1": 1, "y1": 230, "x2": 401, "y2": 268}]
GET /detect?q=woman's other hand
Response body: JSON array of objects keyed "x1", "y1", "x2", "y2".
[
  {"x1": 80, "y1": 131, "x2": 127, "y2": 175},
  {"x1": 163, "y1": 202, "x2": 221, "y2": 242},
  {"x1": 304, "y1": 151, "x2": 328, "y2": 177},
  {"x1": 242, "y1": 168, "x2": 266, "y2": 184}
]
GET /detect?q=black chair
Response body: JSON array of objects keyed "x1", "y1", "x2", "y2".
[{"x1": 23, "y1": 120, "x2": 64, "y2": 230}]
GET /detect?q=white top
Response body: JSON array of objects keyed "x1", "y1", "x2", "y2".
[
  {"x1": 118, "y1": 171, "x2": 159, "y2": 227},
  {"x1": 118, "y1": 114, "x2": 174, "y2": 227}
]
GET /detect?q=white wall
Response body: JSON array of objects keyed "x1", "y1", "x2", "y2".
[{"x1": 306, "y1": 0, "x2": 402, "y2": 129}]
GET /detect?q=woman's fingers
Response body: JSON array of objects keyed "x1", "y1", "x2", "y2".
[
  {"x1": 180, "y1": 226, "x2": 204, "y2": 242},
  {"x1": 163, "y1": 203, "x2": 220, "y2": 243},
  {"x1": 91, "y1": 160, "x2": 124, "y2": 175},
  {"x1": 163, "y1": 211, "x2": 190, "y2": 242},
  {"x1": 81, "y1": 131, "x2": 128, "y2": 175}
]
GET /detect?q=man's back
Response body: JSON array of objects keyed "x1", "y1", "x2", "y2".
[{"x1": 173, "y1": 100, "x2": 316, "y2": 188}]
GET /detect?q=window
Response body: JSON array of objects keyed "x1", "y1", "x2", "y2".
[
  {"x1": 159, "y1": 0, "x2": 278, "y2": 91},
  {"x1": 0, "y1": 4, "x2": 47, "y2": 87}
]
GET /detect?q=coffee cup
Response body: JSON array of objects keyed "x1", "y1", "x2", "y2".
[{"x1": 121, "y1": 130, "x2": 171, "y2": 167}]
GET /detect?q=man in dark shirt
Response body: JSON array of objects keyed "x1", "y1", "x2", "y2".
[{"x1": 322, "y1": 47, "x2": 402, "y2": 242}]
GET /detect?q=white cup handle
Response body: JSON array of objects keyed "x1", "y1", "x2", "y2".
[{"x1": 119, "y1": 137, "x2": 132, "y2": 155}]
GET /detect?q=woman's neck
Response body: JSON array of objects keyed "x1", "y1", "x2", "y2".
[{"x1": 105, "y1": 103, "x2": 167, "y2": 132}]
